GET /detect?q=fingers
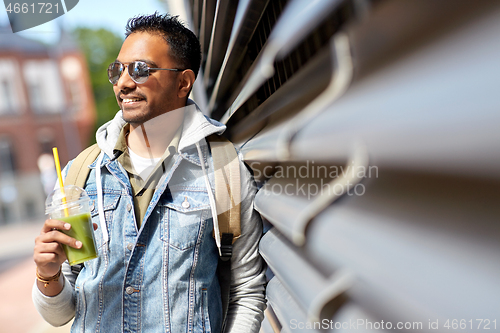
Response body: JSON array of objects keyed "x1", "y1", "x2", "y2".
[
  {"x1": 34, "y1": 251, "x2": 65, "y2": 267},
  {"x1": 41, "y1": 219, "x2": 71, "y2": 233},
  {"x1": 38, "y1": 230, "x2": 82, "y2": 249},
  {"x1": 39, "y1": 219, "x2": 82, "y2": 249},
  {"x1": 34, "y1": 237, "x2": 65, "y2": 277},
  {"x1": 35, "y1": 219, "x2": 84, "y2": 278},
  {"x1": 35, "y1": 240, "x2": 63, "y2": 255}
]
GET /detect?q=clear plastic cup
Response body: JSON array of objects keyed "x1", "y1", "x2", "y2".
[{"x1": 45, "y1": 185, "x2": 98, "y2": 266}]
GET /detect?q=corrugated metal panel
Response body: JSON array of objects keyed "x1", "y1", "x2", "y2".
[
  {"x1": 241, "y1": 10, "x2": 500, "y2": 175},
  {"x1": 261, "y1": 228, "x2": 353, "y2": 321},
  {"x1": 182, "y1": 0, "x2": 500, "y2": 332},
  {"x1": 198, "y1": 0, "x2": 217, "y2": 64},
  {"x1": 202, "y1": 0, "x2": 239, "y2": 92},
  {"x1": 220, "y1": 0, "x2": 351, "y2": 124},
  {"x1": 207, "y1": 0, "x2": 270, "y2": 115}
]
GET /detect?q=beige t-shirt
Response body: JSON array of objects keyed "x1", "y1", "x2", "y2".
[{"x1": 113, "y1": 123, "x2": 182, "y2": 227}]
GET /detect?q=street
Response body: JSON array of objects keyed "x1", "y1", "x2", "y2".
[{"x1": 0, "y1": 222, "x2": 71, "y2": 333}]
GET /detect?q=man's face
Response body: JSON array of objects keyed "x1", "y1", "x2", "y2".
[{"x1": 113, "y1": 31, "x2": 183, "y2": 124}]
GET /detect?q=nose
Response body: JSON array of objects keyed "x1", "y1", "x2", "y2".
[{"x1": 116, "y1": 65, "x2": 136, "y2": 90}]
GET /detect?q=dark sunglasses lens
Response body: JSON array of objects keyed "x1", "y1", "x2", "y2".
[
  {"x1": 108, "y1": 62, "x2": 123, "y2": 84},
  {"x1": 129, "y1": 62, "x2": 149, "y2": 84}
]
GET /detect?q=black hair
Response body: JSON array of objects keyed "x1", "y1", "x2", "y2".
[{"x1": 125, "y1": 12, "x2": 201, "y2": 78}]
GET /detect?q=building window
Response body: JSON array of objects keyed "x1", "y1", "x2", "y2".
[
  {"x1": 28, "y1": 81, "x2": 44, "y2": 113},
  {"x1": 0, "y1": 139, "x2": 16, "y2": 175},
  {"x1": 23, "y1": 60, "x2": 65, "y2": 114},
  {"x1": 61, "y1": 56, "x2": 85, "y2": 112},
  {"x1": 0, "y1": 59, "x2": 21, "y2": 115},
  {"x1": 68, "y1": 81, "x2": 82, "y2": 112},
  {"x1": 0, "y1": 80, "x2": 15, "y2": 113}
]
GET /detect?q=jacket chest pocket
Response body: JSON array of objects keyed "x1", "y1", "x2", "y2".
[
  {"x1": 160, "y1": 190, "x2": 211, "y2": 251},
  {"x1": 89, "y1": 193, "x2": 121, "y2": 249}
]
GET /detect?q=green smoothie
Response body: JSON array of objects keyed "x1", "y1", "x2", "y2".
[{"x1": 60, "y1": 212, "x2": 98, "y2": 265}]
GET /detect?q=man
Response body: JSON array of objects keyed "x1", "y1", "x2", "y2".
[{"x1": 33, "y1": 13, "x2": 266, "y2": 333}]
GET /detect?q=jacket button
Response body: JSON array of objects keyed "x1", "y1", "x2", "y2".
[
  {"x1": 127, "y1": 243, "x2": 134, "y2": 251},
  {"x1": 127, "y1": 204, "x2": 132, "y2": 211},
  {"x1": 126, "y1": 286, "x2": 134, "y2": 295},
  {"x1": 181, "y1": 198, "x2": 190, "y2": 209}
]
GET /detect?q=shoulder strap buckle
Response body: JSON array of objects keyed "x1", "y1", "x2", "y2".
[{"x1": 220, "y1": 233, "x2": 234, "y2": 261}]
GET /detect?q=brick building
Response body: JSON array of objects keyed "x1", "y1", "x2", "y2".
[{"x1": 0, "y1": 24, "x2": 96, "y2": 224}]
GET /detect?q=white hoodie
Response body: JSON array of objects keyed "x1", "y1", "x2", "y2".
[{"x1": 33, "y1": 100, "x2": 267, "y2": 332}]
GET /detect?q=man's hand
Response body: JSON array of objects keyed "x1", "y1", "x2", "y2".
[{"x1": 33, "y1": 219, "x2": 82, "y2": 295}]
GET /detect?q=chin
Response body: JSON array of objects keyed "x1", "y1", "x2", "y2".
[
  {"x1": 122, "y1": 111, "x2": 143, "y2": 124},
  {"x1": 123, "y1": 116, "x2": 146, "y2": 125},
  {"x1": 122, "y1": 111, "x2": 154, "y2": 125}
]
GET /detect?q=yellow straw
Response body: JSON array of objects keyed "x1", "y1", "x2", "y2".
[{"x1": 52, "y1": 147, "x2": 69, "y2": 217}]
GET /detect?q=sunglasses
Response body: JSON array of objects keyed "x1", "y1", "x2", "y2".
[{"x1": 107, "y1": 61, "x2": 185, "y2": 84}]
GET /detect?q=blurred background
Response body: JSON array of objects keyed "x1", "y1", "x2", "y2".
[
  {"x1": 1, "y1": 0, "x2": 500, "y2": 332},
  {"x1": 0, "y1": 0, "x2": 169, "y2": 332}
]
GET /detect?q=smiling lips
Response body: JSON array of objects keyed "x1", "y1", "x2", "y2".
[{"x1": 122, "y1": 97, "x2": 144, "y2": 104}]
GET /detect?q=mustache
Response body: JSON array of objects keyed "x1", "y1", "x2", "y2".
[{"x1": 118, "y1": 92, "x2": 147, "y2": 101}]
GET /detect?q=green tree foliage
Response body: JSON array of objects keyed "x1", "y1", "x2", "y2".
[{"x1": 71, "y1": 27, "x2": 124, "y2": 143}]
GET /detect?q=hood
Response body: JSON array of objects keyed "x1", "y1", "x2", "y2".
[{"x1": 95, "y1": 99, "x2": 226, "y2": 158}]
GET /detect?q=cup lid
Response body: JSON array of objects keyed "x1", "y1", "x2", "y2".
[{"x1": 45, "y1": 185, "x2": 89, "y2": 214}]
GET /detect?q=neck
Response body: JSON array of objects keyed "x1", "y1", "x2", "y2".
[{"x1": 127, "y1": 108, "x2": 184, "y2": 158}]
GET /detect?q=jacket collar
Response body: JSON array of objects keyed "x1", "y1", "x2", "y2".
[{"x1": 94, "y1": 99, "x2": 225, "y2": 167}]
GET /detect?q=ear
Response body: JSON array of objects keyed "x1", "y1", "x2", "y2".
[{"x1": 177, "y1": 69, "x2": 196, "y2": 99}]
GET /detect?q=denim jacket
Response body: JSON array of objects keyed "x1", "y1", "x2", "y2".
[{"x1": 33, "y1": 101, "x2": 267, "y2": 333}]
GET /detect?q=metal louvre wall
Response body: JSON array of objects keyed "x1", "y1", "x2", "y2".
[{"x1": 184, "y1": 0, "x2": 500, "y2": 332}]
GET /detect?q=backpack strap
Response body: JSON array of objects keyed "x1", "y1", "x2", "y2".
[
  {"x1": 64, "y1": 143, "x2": 100, "y2": 188},
  {"x1": 207, "y1": 135, "x2": 241, "y2": 244},
  {"x1": 207, "y1": 134, "x2": 241, "y2": 331}
]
